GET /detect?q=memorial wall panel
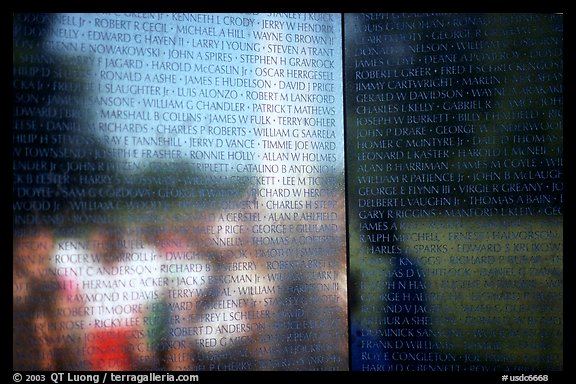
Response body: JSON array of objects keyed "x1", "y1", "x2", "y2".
[
  {"x1": 13, "y1": 12, "x2": 347, "y2": 371},
  {"x1": 345, "y1": 13, "x2": 563, "y2": 372}
]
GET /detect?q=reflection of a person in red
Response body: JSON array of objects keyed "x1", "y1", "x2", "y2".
[
  {"x1": 84, "y1": 227, "x2": 132, "y2": 371},
  {"x1": 73, "y1": 226, "x2": 160, "y2": 371}
]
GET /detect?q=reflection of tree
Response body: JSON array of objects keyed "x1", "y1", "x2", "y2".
[
  {"x1": 13, "y1": 13, "x2": 251, "y2": 228},
  {"x1": 13, "y1": 13, "x2": 118, "y2": 232}
]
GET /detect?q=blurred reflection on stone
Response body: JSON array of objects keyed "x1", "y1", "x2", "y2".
[
  {"x1": 50, "y1": 225, "x2": 161, "y2": 370},
  {"x1": 13, "y1": 227, "x2": 59, "y2": 370}
]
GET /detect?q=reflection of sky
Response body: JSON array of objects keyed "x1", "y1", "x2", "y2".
[{"x1": 45, "y1": 13, "x2": 344, "y2": 177}]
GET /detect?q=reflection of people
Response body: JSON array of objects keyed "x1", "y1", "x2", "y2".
[
  {"x1": 351, "y1": 215, "x2": 434, "y2": 371},
  {"x1": 348, "y1": 271, "x2": 390, "y2": 371},
  {"x1": 385, "y1": 253, "x2": 434, "y2": 368},
  {"x1": 156, "y1": 209, "x2": 271, "y2": 371},
  {"x1": 151, "y1": 227, "x2": 210, "y2": 371},
  {"x1": 13, "y1": 227, "x2": 60, "y2": 370},
  {"x1": 53, "y1": 226, "x2": 163, "y2": 370}
]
